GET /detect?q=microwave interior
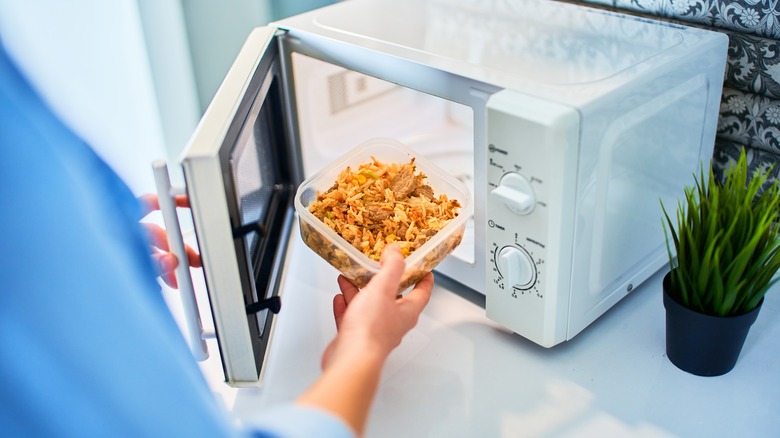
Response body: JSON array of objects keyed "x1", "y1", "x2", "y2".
[{"x1": 290, "y1": 52, "x2": 477, "y2": 265}]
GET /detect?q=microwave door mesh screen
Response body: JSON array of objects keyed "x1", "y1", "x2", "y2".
[{"x1": 230, "y1": 101, "x2": 278, "y2": 335}]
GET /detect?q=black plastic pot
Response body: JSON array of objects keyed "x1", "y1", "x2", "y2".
[{"x1": 663, "y1": 272, "x2": 762, "y2": 377}]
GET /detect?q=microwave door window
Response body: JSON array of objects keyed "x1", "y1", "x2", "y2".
[
  {"x1": 231, "y1": 107, "x2": 273, "y2": 335},
  {"x1": 233, "y1": 126, "x2": 272, "y2": 260},
  {"x1": 229, "y1": 85, "x2": 292, "y2": 340},
  {"x1": 231, "y1": 94, "x2": 283, "y2": 269}
]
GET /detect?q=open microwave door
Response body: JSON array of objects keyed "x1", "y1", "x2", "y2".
[{"x1": 181, "y1": 27, "x2": 297, "y2": 387}]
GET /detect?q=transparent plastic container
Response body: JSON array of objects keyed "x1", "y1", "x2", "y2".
[{"x1": 295, "y1": 138, "x2": 473, "y2": 291}]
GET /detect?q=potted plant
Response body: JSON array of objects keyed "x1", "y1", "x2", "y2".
[{"x1": 661, "y1": 148, "x2": 780, "y2": 376}]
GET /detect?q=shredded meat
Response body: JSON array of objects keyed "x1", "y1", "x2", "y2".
[
  {"x1": 367, "y1": 206, "x2": 392, "y2": 222},
  {"x1": 390, "y1": 166, "x2": 418, "y2": 199},
  {"x1": 412, "y1": 184, "x2": 434, "y2": 200}
]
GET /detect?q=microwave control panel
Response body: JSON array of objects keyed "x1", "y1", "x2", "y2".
[{"x1": 484, "y1": 89, "x2": 579, "y2": 348}]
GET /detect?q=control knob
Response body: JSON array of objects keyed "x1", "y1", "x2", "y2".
[
  {"x1": 496, "y1": 246, "x2": 536, "y2": 289},
  {"x1": 490, "y1": 172, "x2": 535, "y2": 215}
]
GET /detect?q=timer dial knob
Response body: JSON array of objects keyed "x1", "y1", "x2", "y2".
[
  {"x1": 496, "y1": 246, "x2": 536, "y2": 289},
  {"x1": 490, "y1": 172, "x2": 536, "y2": 215}
]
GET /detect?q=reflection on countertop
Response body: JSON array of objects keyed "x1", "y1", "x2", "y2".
[{"x1": 168, "y1": 224, "x2": 779, "y2": 438}]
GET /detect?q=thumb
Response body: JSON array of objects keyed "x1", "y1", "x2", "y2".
[{"x1": 367, "y1": 245, "x2": 405, "y2": 297}]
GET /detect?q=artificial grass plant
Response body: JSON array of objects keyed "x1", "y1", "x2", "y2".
[{"x1": 661, "y1": 148, "x2": 780, "y2": 316}]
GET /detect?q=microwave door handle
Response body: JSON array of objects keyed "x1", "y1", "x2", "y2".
[{"x1": 152, "y1": 160, "x2": 210, "y2": 361}]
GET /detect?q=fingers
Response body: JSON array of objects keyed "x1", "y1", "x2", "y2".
[
  {"x1": 337, "y1": 275, "x2": 359, "y2": 304},
  {"x1": 367, "y1": 245, "x2": 405, "y2": 297},
  {"x1": 186, "y1": 245, "x2": 202, "y2": 268},
  {"x1": 150, "y1": 248, "x2": 200, "y2": 289},
  {"x1": 151, "y1": 252, "x2": 179, "y2": 288},
  {"x1": 144, "y1": 223, "x2": 170, "y2": 252},
  {"x1": 173, "y1": 195, "x2": 190, "y2": 208},
  {"x1": 380, "y1": 244, "x2": 404, "y2": 269},
  {"x1": 401, "y1": 272, "x2": 434, "y2": 316},
  {"x1": 138, "y1": 194, "x2": 199, "y2": 288},
  {"x1": 138, "y1": 194, "x2": 191, "y2": 216},
  {"x1": 332, "y1": 294, "x2": 347, "y2": 331},
  {"x1": 143, "y1": 223, "x2": 201, "y2": 267},
  {"x1": 153, "y1": 251, "x2": 178, "y2": 274},
  {"x1": 139, "y1": 194, "x2": 159, "y2": 215}
]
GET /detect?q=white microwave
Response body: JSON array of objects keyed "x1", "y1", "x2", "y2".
[{"x1": 156, "y1": 0, "x2": 727, "y2": 386}]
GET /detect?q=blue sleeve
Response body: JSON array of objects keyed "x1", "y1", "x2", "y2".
[
  {"x1": 0, "y1": 41, "x2": 241, "y2": 437},
  {"x1": 245, "y1": 406, "x2": 355, "y2": 438},
  {"x1": 0, "y1": 39, "x2": 352, "y2": 438}
]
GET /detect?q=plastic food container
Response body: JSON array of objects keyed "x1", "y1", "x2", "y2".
[{"x1": 294, "y1": 138, "x2": 473, "y2": 291}]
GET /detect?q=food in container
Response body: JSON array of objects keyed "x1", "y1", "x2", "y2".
[{"x1": 294, "y1": 138, "x2": 472, "y2": 290}]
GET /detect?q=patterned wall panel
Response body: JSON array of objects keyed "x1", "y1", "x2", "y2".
[
  {"x1": 611, "y1": 0, "x2": 780, "y2": 38},
  {"x1": 725, "y1": 32, "x2": 780, "y2": 98},
  {"x1": 718, "y1": 87, "x2": 780, "y2": 154},
  {"x1": 558, "y1": 2, "x2": 780, "y2": 98},
  {"x1": 713, "y1": 138, "x2": 780, "y2": 184}
]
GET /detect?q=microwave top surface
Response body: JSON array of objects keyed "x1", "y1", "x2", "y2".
[{"x1": 275, "y1": 0, "x2": 721, "y2": 88}]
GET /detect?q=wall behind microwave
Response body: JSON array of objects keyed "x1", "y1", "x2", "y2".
[
  {"x1": 0, "y1": 0, "x2": 198, "y2": 195},
  {"x1": 0, "y1": 0, "x2": 335, "y2": 195},
  {"x1": 181, "y1": 0, "x2": 336, "y2": 114}
]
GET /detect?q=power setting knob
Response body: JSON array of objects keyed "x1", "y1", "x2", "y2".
[
  {"x1": 490, "y1": 172, "x2": 535, "y2": 215},
  {"x1": 496, "y1": 246, "x2": 536, "y2": 289}
]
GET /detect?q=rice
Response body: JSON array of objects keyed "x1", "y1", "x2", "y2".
[{"x1": 308, "y1": 157, "x2": 462, "y2": 261}]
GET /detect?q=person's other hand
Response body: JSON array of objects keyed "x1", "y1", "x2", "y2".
[
  {"x1": 138, "y1": 194, "x2": 201, "y2": 288},
  {"x1": 321, "y1": 245, "x2": 433, "y2": 369}
]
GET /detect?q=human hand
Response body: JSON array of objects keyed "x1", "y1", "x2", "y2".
[
  {"x1": 138, "y1": 194, "x2": 201, "y2": 288},
  {"x1": 297, "y1": 246, "x2": 432, "y2": 435},
  {"x1": 321, "y1": 245, "x2": 433, "y2": 370}
]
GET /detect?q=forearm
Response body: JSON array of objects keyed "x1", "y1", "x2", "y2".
[
  {"x1": 299, "y1": 250, "x2": 432, "y2": 436},
  {"x1": 296, "y1": 342, "x2": 387, "y2": 437}
]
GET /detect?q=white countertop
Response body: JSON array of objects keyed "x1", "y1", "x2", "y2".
[{"x1": 173, "y1": 226, "x2": 780, "y2": 437}]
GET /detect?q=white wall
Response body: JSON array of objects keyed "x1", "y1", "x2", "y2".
[
  {"x1": 180, "y1": 0, "x2": 273, "y2": 114},
  {"x1": 0, "y1": 0, "x2": 198, "y2": 195},
  {"x1": 179, "y1": 0, "x2": 335, "y2": 114},
  {"x1": 137, "y1": 0, "x2": 201, "y2": 180},
  {"x1": 0, "y1": 0, "x2": 336, "y2": 195}
]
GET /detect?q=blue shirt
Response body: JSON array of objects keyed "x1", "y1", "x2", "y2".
[{"x1": 0, "y1": 41, "x2": 352, "y2": 438}]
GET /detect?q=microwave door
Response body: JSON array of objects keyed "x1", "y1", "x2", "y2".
[{"x1": 181, "y1": 27, "x2": 297, "y2": 387}]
